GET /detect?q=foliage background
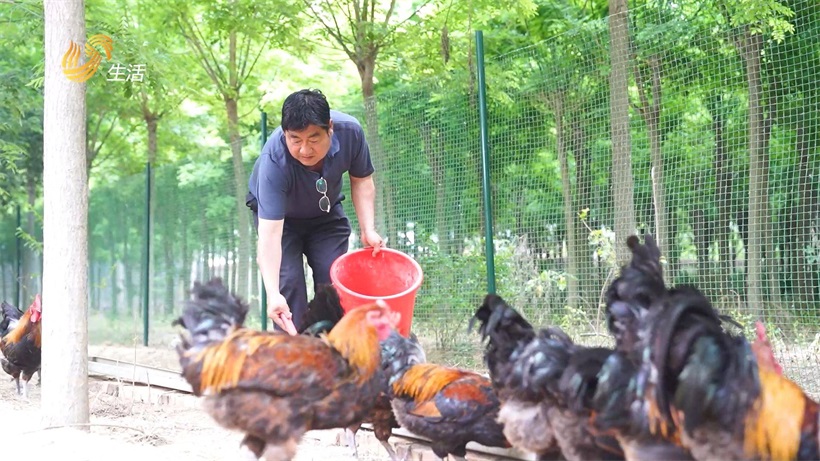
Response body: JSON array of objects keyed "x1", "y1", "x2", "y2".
[{"x1": 1, "y1": 0, "x2": 819, "y2": 387}]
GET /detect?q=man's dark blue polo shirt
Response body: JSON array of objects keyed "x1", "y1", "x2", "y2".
[{"x1": 248, "y1": 110, "x2": 375, "y2": 221}]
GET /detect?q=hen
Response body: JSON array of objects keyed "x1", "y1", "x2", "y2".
[
  {"x1": 173, "y1": 278, "x2": 397, "y2": 461},
  {"x1": 641, "y1": 284, "x2": 820, "y2": 461},
  {"x1": 383, "y1": 330, "x2": 508, "y2": 461},
  {"x1": 1, "y1": 294, "x2": 42, "y2": 398}
]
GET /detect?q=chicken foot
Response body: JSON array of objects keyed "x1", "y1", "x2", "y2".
[
  {"x1": 379, "y1": 439, "x2": 402, "y2": 461},
  {"x1": 259, "y1": 439, "x2": 298, "y2": 461},
  {"x1": 240, "y1": 434, "x2": 266, "y2": 460}
]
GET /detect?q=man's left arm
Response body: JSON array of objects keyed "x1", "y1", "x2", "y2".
[{"x1": 350, "y1": 174, "x2": 383, "y2": 252}]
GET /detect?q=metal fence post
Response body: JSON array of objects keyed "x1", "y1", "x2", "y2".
[
  {"x1": 476, "y1": 30, "x2": 497, "y2": 294},
  {"x1": 15, "y1": 204, "x2": 21, "y2": 308},
  {"x1": 260, "y1": 110, "x2": 268, "y2": 331},
  {"x1": 142, "y1": 161, "x2": 151, "y2": 346}
]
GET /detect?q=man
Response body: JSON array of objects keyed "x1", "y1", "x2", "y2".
[{"x1": 247, "y1": 89, "x2": 384, "y2": 333}]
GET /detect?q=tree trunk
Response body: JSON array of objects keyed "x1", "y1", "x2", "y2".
[
  {"x1": 222, "y1": 29, "x2": 250, "y2": 301},
  {"x1": 570, "y1": 115, "x2": 597, "y2": 310},
  {"x1": 181, "y1": 206, "x2": 191, "y2": 300},
  {"x1": 357, "y1": 57, "x2": 395, "y2": 242},
  {"x1": 224, "y1": 96, "x2": 251, "y2": 300},
  {"x1": 552, "y1": 93, "x2": 580, "y2": 308},
  {"x1": 22, "y1": 175, "x2": 40, "y2": 300},
  {"x1": 202, "y1": 211, "x2": 210, "y2": 281},
  {"x1": 636, "y1": 57, "x2": 670, "y2": 280},
  {"x1": 145, "y1": 116, "x2": 157, "y2": 308},
  {"x1": 692, "y1": 209, "x2": 711, "y2": 288},
  {"x1": 792, "y1": 111, "x2": 818, "y2": 308},
  {"x1": 229, "y1": 224, "x2": 237, "y2": 290},
  {"x1": 421, "y1": 121, "x2": 450, "y2": 254},
  {"x1": 739, "y1": 30, "x2": 766, "y2": 317},
  {"x1": 42, "y1": 0, "x2": 89, "y2": 428},
  {"x1": 121, "y1": 222, "x2": 130, "y2": 317},
  {"x1": 609, "y1": 0, "x2": 637, "y2": 264},
  {"x1": 710, "y1": 94, "x2": 734, "y2": 301},
  {"x1": 163, "y1": 225, "x2": 175, "y2": 316}
]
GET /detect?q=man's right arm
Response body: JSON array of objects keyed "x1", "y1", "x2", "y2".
[{"x1": 257, "y1": 217, "x2": 293, "y2": 332}]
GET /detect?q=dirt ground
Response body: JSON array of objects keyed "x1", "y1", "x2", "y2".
[
  {"x1": 0, "y1": 378, "x2": 398, "y2": 461},
  {"x1": 0, "y1": 343, "x2": 512, "y2": 461}
]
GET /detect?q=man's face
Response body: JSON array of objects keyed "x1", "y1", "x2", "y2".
[{"x1": 284, "y1": 121, "x2": 333, "y2": 167}]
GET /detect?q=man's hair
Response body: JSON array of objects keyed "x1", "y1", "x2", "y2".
[{"x1": 281, "y1": 89, "x2": 331, "y2": 132}]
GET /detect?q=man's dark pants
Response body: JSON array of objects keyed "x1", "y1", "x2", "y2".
[{"x1": 250, "y1": 200, "x2": 350, "y2": 331}]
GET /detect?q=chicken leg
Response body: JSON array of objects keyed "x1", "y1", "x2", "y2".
[
  {"x1": 20, "y1": 369, "x2": 36, "y2": 400},
  {"x1": 379, "y1": 439, "x2": 402, "y2": 461},
  {"x1": 1, "y1": 358, "x2": 24, "y2": 398},
  {"x1": 344, "y1": 428, "x2": 359, "y2": 458}
]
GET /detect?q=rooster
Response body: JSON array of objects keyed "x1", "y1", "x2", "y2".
[
  {"x1": 471, "y1": 295, "x2": 618, "y2": 460},
  {"x1": 589, "y1": 234, "x2": 694, "y2": 460},
  {"x1": 470, "y1": 295, "x2": 562, "y2": 460},
  {"x1": 1, "y1": 294, "x2": 42, "y2": 398},
  {"x1": 642, "y1": 284, "x2": 820, "y2": 461},
  {"x1": 383, "y1": 329, "x2": 508, "y2": 461},
  {"x1": 297, "y1": 284, "x2": 419, "y2": 461},
  {"x1": 173, "y1": 278, "x2": 397, "y2": 461}
]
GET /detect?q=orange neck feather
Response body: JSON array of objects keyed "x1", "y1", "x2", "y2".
[
  {"x1": 392, "y1": 363, "x2": 466, "y2": 402},
  {"x1": 646, "y1": 384, "x2": 674, "y2": 439},
  {"x1": 743, "y1": 369, "x2": 805, "y2": 461},
  {"x1": 326, "y1": 308, "x2": 381, "y2": 380},
  {"x1": 194, "y1": 329, "x2": 283, "y2": 394},
  {"x1": 194, "y1": 306, "x2": 383, "y2": 394},
  {"x1": 3, "y1": 309, "x2": 41, "y2": 347}
]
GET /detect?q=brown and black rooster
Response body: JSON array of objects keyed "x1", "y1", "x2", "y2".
[
  {"x1": 1, "y1": 294, "x2": 42, "y2": 399},
  {"x1": 382, "y1": 329, "x2": 508, "y2": 461},
  {"x1": 173, "y1": 278, "x2": 397, "y2": 461},
  {"x1": 298, "y1": 284, "x2": 422, "y2": 461},
  {"x1": 641, "y1": 282, "x2": 820, "y2": 460}
]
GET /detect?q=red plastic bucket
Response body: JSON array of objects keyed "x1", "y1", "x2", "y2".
[{"x1": 329, "y1": 247, "x2": 423, "y2": 337}]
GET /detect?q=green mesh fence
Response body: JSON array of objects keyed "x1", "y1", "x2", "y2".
[
  {"x1": 474, "y1": 0, "x2": 820, "y2": 391},
  {"x1": 1, "y1": 0, "x2": 819, "y2": 387}
]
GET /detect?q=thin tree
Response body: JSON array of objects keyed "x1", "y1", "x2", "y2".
[
  {"x1": 176, "y1": 1, "x2": 299, "y2": 301},
  {"x1": 302, "y1": 0, "x2": 434, "y2": 239},
  {"x1": 41, "y1": 0, "x2": 89, "y2": 428},
  {"x1": 609, "y1": 0, "x2": 637, "y2": 264}
]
